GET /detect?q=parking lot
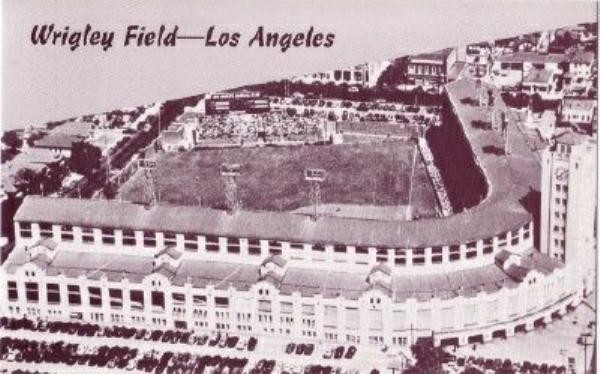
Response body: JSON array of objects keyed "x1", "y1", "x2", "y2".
[
  {"x1": 455, "y1": 300, "x2": 596, "y2": 373},
  {"x1": 0, "y1": 317, "x2": 392, "y2": 373}
]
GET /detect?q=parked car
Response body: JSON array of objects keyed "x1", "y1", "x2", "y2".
[
  {"x1": 285, "y1": 343, "x2": 296, "y2": 354},
  {"x1": 247, "y1": 337, "x2": 257, "y2": 351},
  {"x1": 334, "y1": 346, "x2": 345, "y2": 359},
  {"x1": 304, "y1": 343, "x2": 314, "y2": 356},
  {"x1": 344, "y1": 346, "x2": 356, "y2": 359}
]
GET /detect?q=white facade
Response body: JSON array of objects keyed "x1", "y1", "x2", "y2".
[
  {"x1": 540, "y1": 133, "x2": 597, "y2": 301},
  {"x1": 0, "y1": 214, "x2": 577, "y2": 348},
  {"x1": 292, "y1": 61, "x2": 391, "y2": 88}
]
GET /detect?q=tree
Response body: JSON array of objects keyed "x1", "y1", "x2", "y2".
[
  {"x1": 530, "y1": 93, "x2": 544, "y2": 112},
  {"x1": 69, "y1": 141, "x2": 102, "y2": 177},
  {"x1": 103, "y1": 181, "x2": 119, "y2": 199},
  {"x1": 403, "y1": 342, "x2": 448, "y2": 374},
  {"x1": 1, "y1": 131, "x2": 22, "y2": 149},
  {"x1": 14, "y1": 168, "x2": 44, "y2": 195}
]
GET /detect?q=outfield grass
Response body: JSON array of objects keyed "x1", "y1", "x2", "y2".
[{"x1": 119, "y1": 140, "x2": 438, "y2": 218}]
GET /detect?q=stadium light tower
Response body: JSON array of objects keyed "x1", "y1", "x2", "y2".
[
  {"x1": 220, "y1": 163, "x2": 241, "y2": 214},
  {"x1": 304, "y1": 168, "x2": 326, "y2": 221}
]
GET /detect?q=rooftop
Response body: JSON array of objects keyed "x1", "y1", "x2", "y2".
[
  {"x1": 410, "y1": 48, "x2": 455, "y2": 64},
  {"x1": 562, "y1": 97, "x2": 596, "y2": 112},
  {"x1": 51, "y1": 121, "x2": 94, "y2": 138},
  {"x1": 496, "y1": 52, "x2": 566, "y2": 64},
  {"x1": 34, "y1": 133, "x2": 82, "y2": 150},
  {"x1": 3, "y1": 245, "x2": 563, "y2": 302},
  {"x1": 523, "y1": 69, "x2": 553, "y2": 85}
]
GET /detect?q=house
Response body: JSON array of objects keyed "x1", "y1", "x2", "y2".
[
  {"x1": 465, "y1": 42, "x2": 491, "y2": 76},
  {"x1": 560, "y1": 98, "x2": 596, "y2": 127},
  {"x1": 406, "y1": 48, "x2": 458, "y2": 87},
  {"x1": 489, "y1": 52, "x2": 566, "y2": 89},
  {"x1": 521, "y1": 69, "x2": 559, "y2": 100},
  {"x1": 32, "y1": 121, "x2": 95, "y2": 157},
  {"x1": 563, "y1": 49, "x2": 595, "y2": 93}
]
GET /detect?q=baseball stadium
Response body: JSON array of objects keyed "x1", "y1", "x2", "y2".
[{"x1": 0, "y1": 77, "x2": 589, "y2": 352}]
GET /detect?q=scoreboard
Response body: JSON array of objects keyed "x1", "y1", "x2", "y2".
[{"x1": 205, "y1": 91, "x2": 270, "y2": 115}]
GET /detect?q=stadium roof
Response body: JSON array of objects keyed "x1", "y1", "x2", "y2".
[{"x1": 3, "y1": 246, "x2": 562, "y2": 302}]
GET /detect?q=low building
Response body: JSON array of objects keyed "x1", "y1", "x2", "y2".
[
  {"x1": 489, "y1": 52, "x2": 566, "y2": 89},
  {"x1": 522, "y1": 69, "x2": 558, "y2": 100},
  {"x1": 560, "y1": 98, "x2": 596, "y2": 126},
  {"x1": 32, "y1": 121, "x2": 95, "y2": 158},
  {"x1": 291, "y1": 61, "x2": 391, "y2": 89},
  {"x1": 160, "y1": 123, "x2": 196, "y2": 152},
  {"x1": 406, "y1": 48, "x2": 458, "y2": 87},
  {"x1": 465, "y1": 42, "x2": 492, "y2": 77}
]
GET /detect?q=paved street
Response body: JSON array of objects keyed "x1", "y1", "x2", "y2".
[{"x1": 456, "y1": 300, "x2": 596, "y2": 373}]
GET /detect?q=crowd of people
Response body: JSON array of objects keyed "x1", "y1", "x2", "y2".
[
  {"x1": 418, "y1": 138, "x2": 453, "y2": 216},
  {"x1": 196, "y1": 112, "x2": 324, "y2": 144}
]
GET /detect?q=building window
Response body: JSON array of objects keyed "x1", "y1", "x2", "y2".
[
  {"x1": 163, "y1": 232, "x2": 177, "y2": 247},
  {"x1": 432, "y1": 255, "x2": 443, "y2": 264},
  {"x1": 431, "y1": 246, "x2": 443, "y2": 254},
  {"x1": 151, "y1": 291, "x2": 165, "y2": 312},
  {"x1": 413, "y1": 257, "x2": 425, "y2": 265},
  {"x1": 39, "y1": 222, "x2": 53, "y2": 238},
  {"x1": 47, "y1": 283, "x2": 60, "y2": 304},
  {"x1": 193, "y1": 294, "x2": 207, "y2": 306},
  {"x1": 61, "y1": 225, "x2": 74, "y2": 241},
  {"x1": 109, "y1": 289, "x2": 123, "y2": 309},
  {"x1": 143, "y1": 231, "x2": 156, "y2": 247},
  {"x1": 355, "y1": 246, "x2": 369, "y2": 254},
  {"x1": 20, "y1": 222, "x2": 32, "y2": 238},
  {"x1": 183, "y1": 233, "x2": 198, "y2": 251},
  {"x1": 101, "y1": 228, "x2": 115, "y2": 244},
  {"x1": 376, "y1": 248, "x2": 388, "y2": 262},
  {"x1": 334, "y1": 244, "x2": 346, "y2": 253},
  {"x1": 172, "y1": 292, "x2": 185, "y2": 306},
  {"x1": 449, "y1": 253, "x2": 460, "y2": 262},
  {"x1": 68, "y1": 285, "x2": 81, "y2": 306},
  {"x1": 130, "y1": 290, "x2": 144, "y2": 311},
  {"x1": 312, "y1": 243, "x2": 325, "y2": 252},
  {"x1": 122, "y1": 229, "x2": 137, "y2": 246},
  {"x1": 215, "y1": 297, "x2": 229, "y2": 308},
  {"x1": 466, "y1": 251, "x2": 477, "y2": 259},
  {"x1": 25, "y1": 282, "x2": 39, "y2": 303},
  {"x1": 227, "y1": 238, "x2": 241, "y2": 254},
  {"x1": 268, "y1": 240, "x2": 282, "y2": 255},
  {"x1": 7, "y1": 281, "x2": 18, "y2": 301},
  {"x1": 81, "y1": 227, "x2": 95, "y2": 244},
  {"x1": 248, "y1": 239, "x2": 261, "y2": 255},
  {"x1": 413, "y1": 248, "x2": 425, "y2": 255},
  {"x1": 205, "y1": 235, "x2": 220, "y2": 252},
  {"x1": 88, "y1": 287, "x2": 102, "y2": 307}
]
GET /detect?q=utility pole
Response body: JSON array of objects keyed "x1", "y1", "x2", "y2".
[{"x1": 579, "y1": 332, "x2": 593, "y2": 373}]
